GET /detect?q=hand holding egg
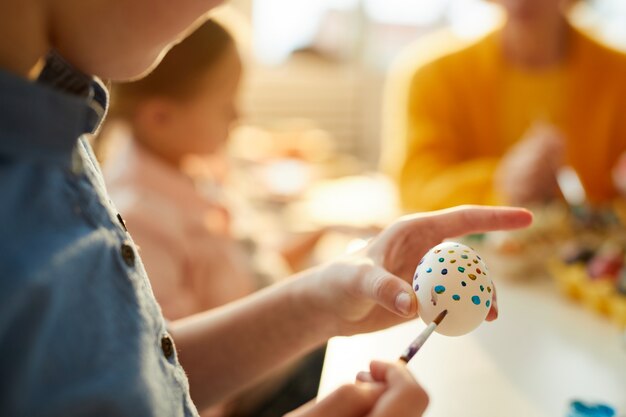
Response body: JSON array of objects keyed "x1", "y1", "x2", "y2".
[{"x1": 413, "y1": 242, "x2": 494, "y2": 336}]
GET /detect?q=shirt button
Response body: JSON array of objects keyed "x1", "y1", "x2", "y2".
[
  {"x1": 116, "y1": 213, "x2": 128, "y2": 232},
  {"x1": 161, "y1": 335, "x2": 174, "y2": 359},
  {"x1": 120, "y1": 243, "x2": 135, "y2": 267}
]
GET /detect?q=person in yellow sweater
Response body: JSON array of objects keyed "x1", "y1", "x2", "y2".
[{"x1": 383, "y1": 0, "x2": 626, "y2": 211}]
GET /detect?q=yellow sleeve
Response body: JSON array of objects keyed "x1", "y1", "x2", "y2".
[{"x1": 386, "y1": 56, "x2": 501, "y2": 212}]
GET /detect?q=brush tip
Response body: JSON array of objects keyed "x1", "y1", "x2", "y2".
[{"x1": 433, "y1": 309, "x2": 448, "y2": 325}]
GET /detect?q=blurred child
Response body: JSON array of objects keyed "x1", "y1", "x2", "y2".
[
  {"x1": 102, "y1": 20, "x2": 330, "y2": 417},
  {"x1": 103, "y1": 21, "x2": 254, "y2": 319}
]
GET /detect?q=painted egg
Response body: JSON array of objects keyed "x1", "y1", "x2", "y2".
[{"x1": 413, "y1": 241, "x2": 493, "y2": 336}]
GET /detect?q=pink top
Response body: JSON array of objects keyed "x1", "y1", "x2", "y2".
[{"x1": 104, "y1": 136, "x2": 256, "y2": 321}]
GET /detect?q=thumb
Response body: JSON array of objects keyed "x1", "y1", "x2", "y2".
[{"x1": 358, "y1": 265, "x2": 417, "y2": 317}]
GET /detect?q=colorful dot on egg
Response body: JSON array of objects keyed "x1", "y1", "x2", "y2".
[
  {"x1": 487, "y1": 287, "x2": 491, "y2": 293},
  {"x1": 486, "y1": 300, "x2": 491, "y2": 308},
  {"x1": 452, "y1": 294, "x2": 461, "y2": 301},
  {"x1": 461, "y1": 281, "x2": 467, "y2": 287},
  {"x1": 458, "y1": 267, "x2": 465, "y2": 273},
  {"x1": 414, "y1": 283, "x2": 420, "y2": 291},
  {"x1": 480, "y1": 285, "x2": 484, "y2": 292},
  {"x1": 473, "y1": 259, "x2": 479, "y2": 264},
  {"x1": 418, "y1": 258, "x2": 424, "y2": 265},
  {"x1": 435, "y1": 249, "x2": 441, "y2": 254},
  {"x1": 463, "y1": 250, "x2": 469, "y2": 253},
  {"x1": 434, "y1": 285, "x2": 446, "y2": 294},
  {"x1": 448, "y1": 250, "x2": 455, "y2": 254},
  {"x1": 468, "y1": 274, "x2": 477, "y2": 280},
  {"x1": 461, "y1": 254, "x2": 469, "y2": 259},
  {"x1": 442, "y1": 269, "x2": 448, "y2": 275},
  {"x1": 472, "y1": 295, "x2": 481, "y2": 305},
  {"x1": 439, "y1": 258, "x2": 445, "y2": 263},
  {"x1": 450, "y1": 259, "x2": 457, "y2": 264},
  {"x1": 467, "y1": 263, "x2": 471, "y2": 267},
  {"x1": 426, "y1": 267, "x2": 432, "y2": 273},
  {"x1": 476, "y1": 268, "x2": 482, "y2": 274}
]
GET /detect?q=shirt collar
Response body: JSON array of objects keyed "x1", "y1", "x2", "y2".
[{"x1": 0, "y1": 51, "x2": 108, "y2": 163}]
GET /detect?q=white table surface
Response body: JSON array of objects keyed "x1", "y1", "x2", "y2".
[{"x1": 318, "y1": 278, "x2": 626, "y2": 417}]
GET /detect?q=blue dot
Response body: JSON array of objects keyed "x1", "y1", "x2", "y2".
[
  {"x1": 438, "y1": 258, "x2": 445, "y2": 263},
  {"x1": 458, "y1": 267, "x2": 465, "y2": 273},
  {"x1": 480, "y1": 285, "x2": 484, "y2": 292},
  {"x1": 486, "y1": 300, "x2": 491, "y2": 308},
  {"x1": 472, "y1": 296, "x2": 481, "y2": 305},
  {"x1": 434, "y1": 285, "x2": 446, "y2": 294},
  {"x1": 452, "y1": 294, "x2": 460, "y2": 301},
  {"x1": 414, "y1": 283, "x2": 420, "y2": 291},
  {"x1": 441, "y1": 269, "x2": 448, "y2": 275},
  {"x1": 426, "y1": 267, "x2": 432, "y2": 273}
]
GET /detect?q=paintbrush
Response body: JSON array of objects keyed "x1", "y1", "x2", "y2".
[{"x1": 399, "y1": 310, "x2": 448, "y2": 363}]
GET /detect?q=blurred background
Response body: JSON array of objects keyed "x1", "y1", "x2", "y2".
[
  {"x1": 101, "y1": 0, "x2": 626, "y2": 305},
  {"x1": 202, "y1": 0, "x2": 626, "y2": 272},
  {"x1": 230, "y1": 0, "x2": 626, "y2": 167}
]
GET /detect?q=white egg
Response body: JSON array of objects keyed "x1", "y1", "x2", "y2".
[{"x1": 413, "y1": 241, "x2": 493, "y2": 336}]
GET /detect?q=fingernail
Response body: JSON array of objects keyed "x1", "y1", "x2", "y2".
[
  {"x1": 356, "y1": 371, "x2": 373, "y2": 383},
  {"x1": 395, "y1": 292, "x2": 412, "y2": 316}
]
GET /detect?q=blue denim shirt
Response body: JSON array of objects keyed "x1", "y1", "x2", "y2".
[{"x1": 0, "y1": 54, "x2": 199, "y2": 416}]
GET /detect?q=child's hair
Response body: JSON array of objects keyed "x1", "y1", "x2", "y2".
[{"x1": 109, "y1": 19, "x2": 234, "y2": 120}]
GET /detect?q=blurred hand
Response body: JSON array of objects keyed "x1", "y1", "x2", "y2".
[
  {"x1": 286, "y1": 361, "x2": 428, "y2": 417},
  {"x1": 300, "y1": 206, "x2": 532, "y2": 336},
  {"x1": 612, "y1": 152, "x2": 626, "y2": 196},
  {"x1": 495, "y1": 123, "x2": 565, "y2": 205}
]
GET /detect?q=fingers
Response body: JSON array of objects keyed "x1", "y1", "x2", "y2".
[
  {"x1": 367, "y1": 361, "x2": 415, "y2": 385},
  {"x1": 285, "y1": 383, "x2": 385, "y2": 417},
  {"x1": 366, "y1": 361, "x2": 430, "y2": 417},
  {"x1": 356, "y1": 265, "x2": 417, "y2": 317},
  {"x1": 485, "y1": 284, "x2": 498, "y2": 321},
  {"x1": 421, "y1": 206, "x2": 533, "y2": 238},
  {"x1": 366, "y1": 206, "x2": 531, "y2": 297},
  {"x1": 368, "y1": 360, "x2": 392, "y2": 382},
  {"x1": 356, "y1": 371, "x2": 374, "y2": 383}
]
